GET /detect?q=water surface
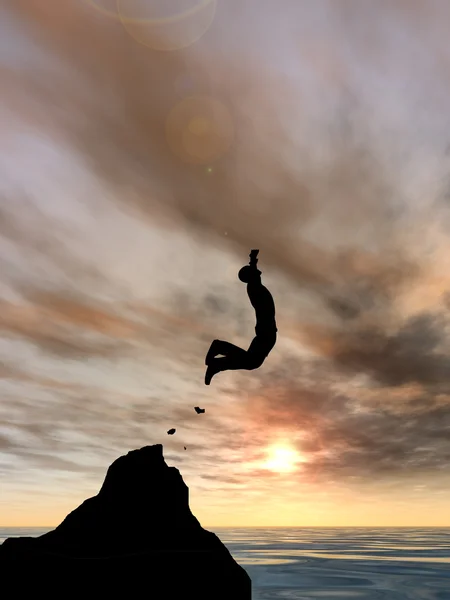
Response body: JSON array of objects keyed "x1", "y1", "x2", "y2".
[{"x1": 2, "y1": 527, "x2": 449, "y2": 599}]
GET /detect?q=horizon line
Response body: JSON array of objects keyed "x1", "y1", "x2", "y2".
[{"x1": 2, "y1": 525, "x2": 450, "y2": 529}]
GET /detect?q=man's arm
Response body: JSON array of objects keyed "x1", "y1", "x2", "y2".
[
  {"x1": 249, "y1": 249, "x2": 259, "y2": 269},
  {"x1": 248, "y1": 250, "x2": 263, "y2": 290}
]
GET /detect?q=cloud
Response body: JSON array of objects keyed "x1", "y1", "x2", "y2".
[
  {"x1": 299, "y1": 309, "x2": 450, "y2": 387},
  {"x1": 238, "y1": 373, "x2": 450, "y2": 485},
  {"x1": 0, "y1": 200, "x2": 109, "y2": 292},
  {"x1": 22, "y1": 289, "x2": 138, "y2": 338},
  {"x1": 6, "y1": 0, "x2": 433, "y2": 309},
  {"x1": 0, "y1": 297, "x2": 131, "y2": 359},
  {"x1": 0, "y1": 432, "x2": 18, "y2": 450},
  {"x1": 2, "y1": 0, "x2": 450, "y2": 512},
  {"x1": 3, "y1": 0, "x2": 449, "y2": 333}
]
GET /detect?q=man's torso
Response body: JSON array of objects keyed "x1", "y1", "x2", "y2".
[{"x1": 247, "y1": 282, "x2": 277, "y2": 335}]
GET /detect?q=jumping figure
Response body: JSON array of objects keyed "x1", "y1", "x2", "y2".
[{"x1": 204, "y1": 249, "x2": 277, "y2": 385}]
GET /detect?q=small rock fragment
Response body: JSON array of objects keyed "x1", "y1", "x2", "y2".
[
  {"x1": 167, "y1": 428, "x2": 176, "y2": 435},
  {"x1": 194, "y1": 407, "x2": 205, "y2": 414}
]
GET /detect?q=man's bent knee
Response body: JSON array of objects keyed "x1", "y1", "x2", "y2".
[{"x1": 245, "y1": 354, "x2": 265, "y2": 370}]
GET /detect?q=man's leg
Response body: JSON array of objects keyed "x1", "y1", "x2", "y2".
[
  {"x1": 205, "y1": 343, "x2": 248, "y2": 385},
  {"x1": 205, "y1": 340, "x2": 267, "y2": 385},
  {"x1": 246, "y1": 334, "x2": 275, "y2": 367},
  {"x1": 205, "y1": 339, "x2": 247, "y2": 365}
]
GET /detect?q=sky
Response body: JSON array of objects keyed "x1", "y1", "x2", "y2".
[{"x1": 2, "y1": 0, "x2": 450, "y2": 527}]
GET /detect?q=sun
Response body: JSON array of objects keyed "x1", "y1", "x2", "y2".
[{"x1": 263, "y1": 444, "x2": 301, "y2": 473}]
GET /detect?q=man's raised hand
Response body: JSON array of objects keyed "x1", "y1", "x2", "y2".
[{"x1": 249, "y1": 249, "x2": 259, "y2": 267}]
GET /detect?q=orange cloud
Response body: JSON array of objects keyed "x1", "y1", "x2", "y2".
[
  {"x1": 26, "y1": 291, "x2": 138, "y2": 338},
  {"x1": 0, "y1": 297, "x2": 131, "y2": 358}
]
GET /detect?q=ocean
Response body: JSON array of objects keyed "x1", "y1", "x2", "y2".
[{"x1": 1, "y1": 527, "x2": 449, "y2": 599}]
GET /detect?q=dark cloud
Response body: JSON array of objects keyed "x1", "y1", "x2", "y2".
[
  {"x1": 300, "y1": 309, "x2": 450, "y2": 388},
  {"x1": 0, "y1": 433, "x2": 17, "y2": 450},
  {"x1": 324, "y1": 246, "x2": 422, "y2": 321},
  {"x1": 199, "y1": 474, "x2": 247, "y2": 486}
]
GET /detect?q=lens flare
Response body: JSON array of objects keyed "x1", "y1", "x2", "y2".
[
  {"x1": 121, "y1": 0, "x2": 217, "y2": 51},
  {"x1": 81, "y1": 0, "x2": 118, "y2": 19},
  {"x1": 82, "y1": 0, "x2": 212, "y2": 22},
  {"x1": 82, "y1": 1, "x2": 217, "y2": 51},
  {"x1": 166, "y1": 95, "x2": 234, "y2": 165}
]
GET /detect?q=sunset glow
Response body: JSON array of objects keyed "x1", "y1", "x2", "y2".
[{"x1": 263, "y1": 445, "x2": 302, "y2": 473}]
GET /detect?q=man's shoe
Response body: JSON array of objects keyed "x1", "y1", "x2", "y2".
[{"x1": 205, "y1": 364, "x2": 216, "y2": 385}]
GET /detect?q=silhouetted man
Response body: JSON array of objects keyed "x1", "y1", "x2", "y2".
[{"x1": 205, "y1": 250, "x2": 277, "y2": 385}]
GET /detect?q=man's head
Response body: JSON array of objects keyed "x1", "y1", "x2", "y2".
[{"x1": 238, "y1": 265, "x2": 261, "y2": 283}]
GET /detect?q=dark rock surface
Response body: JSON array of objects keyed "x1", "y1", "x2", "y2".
[{"x1": 0, "y1": 445, "x2": 251, "y2": 599}]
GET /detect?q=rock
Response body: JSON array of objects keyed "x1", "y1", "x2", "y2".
[
  {"x1": 167, "y1": 428, "x2": 176, "y2": 435},
  {"x1": 194, "y1": 406, "x2": 205, "y2": 414},
  {"x1": 0, "y1": 445, "x2": 251, "y2": 599}
]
